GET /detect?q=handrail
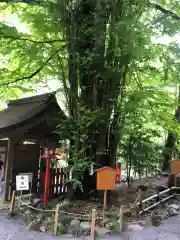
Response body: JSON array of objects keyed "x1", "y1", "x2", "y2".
[
  {"x1": 138, "y1": 195, "x2": 174, "y2": 215},
  {"x1": 137, "y1": 186, "x2": 180, "y2": 215},
  {"x1": 137, "y1": 186, "x2": 178, "y2": 205}
]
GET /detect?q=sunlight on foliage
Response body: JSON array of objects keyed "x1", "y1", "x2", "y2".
[{"x1": 0, "y1": 0, "x2": 179, "y2": 191}]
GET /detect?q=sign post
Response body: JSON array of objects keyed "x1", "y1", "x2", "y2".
[
  {"x1": 96, "y1": 167, "x2": 116, "y2": 219},
  {"x1": 103, "y1": 189, "x2": 107, "y2": 218}
]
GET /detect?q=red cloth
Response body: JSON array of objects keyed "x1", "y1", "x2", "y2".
[{"x1": 116, "y1": 167, "x2": 121, "y2": 182}]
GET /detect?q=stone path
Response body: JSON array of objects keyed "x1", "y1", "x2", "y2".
[
  {"x1": 0, "y1": 216, "x2": 72, "y2": 240},
  {"x1": 120, "y1": 215, "x2": 180, "y2": 240},
  {"x1": 0, "y1": 214, "x2": 180, "y2": 240}
]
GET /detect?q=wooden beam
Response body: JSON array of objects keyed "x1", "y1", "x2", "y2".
[{"x1": 4, "y1": 138, "x2": 15, "y2": 201}]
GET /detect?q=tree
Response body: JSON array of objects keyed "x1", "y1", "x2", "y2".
[
  {"x1": 118, "y1": 77, "x2": 174, "y2": 185},
  {"x1": 0, "y1": 0, "x2": 179, "y2": 196}
]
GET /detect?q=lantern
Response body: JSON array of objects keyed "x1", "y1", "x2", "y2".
[
  {"x1": 41, "y1": 148, "x2": 56, "y2": 159},
  {"x1": 48, "y1": 148, "x2": 55, "y2": 157}
]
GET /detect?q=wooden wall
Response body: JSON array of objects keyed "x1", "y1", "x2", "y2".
[{"x1": 11, "y1": 138, "x2": 40, "y2": 194}]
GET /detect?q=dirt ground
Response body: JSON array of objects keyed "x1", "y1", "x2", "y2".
[
  {"x1": 111, "y1": 176, "x2": 168, "y2": 204},
  {"x1": 66, "y1": 176, "x2": 169, "y2": 224}
]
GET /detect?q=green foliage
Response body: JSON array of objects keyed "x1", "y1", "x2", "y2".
[
  {"x1": 120, "y1": 120, "x2": 164, "y2": 177},
  {"x1": 0, "y1": 0, "x2": 179, "y2": 190},
  {"x1": 118, "y1": 42, "x2": 180, "y2": 176}
]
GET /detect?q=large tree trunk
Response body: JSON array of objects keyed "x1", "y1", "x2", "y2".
[{"x1": 59, "y1": 0, "x2": 141, "y2": 198}]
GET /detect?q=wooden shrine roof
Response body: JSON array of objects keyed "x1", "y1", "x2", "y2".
[{"x1": 0, "y1": 92, "x2": 65, "y2": 136}]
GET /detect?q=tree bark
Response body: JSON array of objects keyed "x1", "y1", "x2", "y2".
[{"x1": 61, "y1": 0, "x2": 138, "y2": 198}]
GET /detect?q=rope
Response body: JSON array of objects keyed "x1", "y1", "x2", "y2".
[
  {"x1": 16, "y1": 198, "x2": 56, "y2": 212},
  {"x1": 122, "y1": 196, "x2": 139, "y2": 214},
  {"x1": 15, "y1": 198, "x2": 90, "y2": 218},
  {"x1": 59, "y1": 211, "x2": 90, "y2": 218}
]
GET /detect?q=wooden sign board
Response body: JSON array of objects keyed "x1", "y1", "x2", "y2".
[
  {"x1": 96, "y1": 166, "x2": 117, "y2": 216},
  {"x1": 170, "y1": 160, "x2": 180, "y2": 175},
  {"x1": 96, "y1": 167, "x2": 116, "y2": 191}
]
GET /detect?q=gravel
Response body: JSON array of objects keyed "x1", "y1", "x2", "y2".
[
  {"x1": 0, "y1": 216, "x2": 72, "y2": 240},
  {"x1": 0, "y1": 214, "x2": 180, "y2": 240}
]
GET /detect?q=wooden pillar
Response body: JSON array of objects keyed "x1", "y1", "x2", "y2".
[
  {"x1": 44, "y1": 157, "x2": 51, "y2": 207},
  {"x1": 4, "y1": 138, "x2": 15, "y2": 201}
]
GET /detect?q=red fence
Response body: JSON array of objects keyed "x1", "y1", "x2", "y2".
[{"x1": 50, "y1": 168, "x2": 67, "y2": 197}]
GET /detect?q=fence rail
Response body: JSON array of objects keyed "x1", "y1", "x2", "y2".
[
  {"x1": 137, "y1": 186, "x2": 180, "y2": 215},
  {"x1": 10, "y1": 191, "x2": 95, "y2": 238}
]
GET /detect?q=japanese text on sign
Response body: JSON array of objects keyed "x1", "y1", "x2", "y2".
[{"x1": 16, "y1": 175, "x2": 29, "y2": 191}]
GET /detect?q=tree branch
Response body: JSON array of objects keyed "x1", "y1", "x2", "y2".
[
  {"x1": 1, "y1": 48, "x2": 61, "y2": 86},
  {"x1": 154, "y1": 4, "x2": 180, "y2": 20},
  {"x1": 1, "y1": 35, "x2": 65, "y2": 44}
]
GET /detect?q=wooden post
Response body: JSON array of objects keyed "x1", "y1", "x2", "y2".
[
  {"x1": 44, "y1": 157, "x2": 51, "y2": 207},
  {"x1": 119, "y1": 206, "x2": 124, "y2": 232},
  {"x1": 4, "y1": 138, "x2": 15, "y2": 202},
  {"x1": 90, "y1": 209, "x2": 96, "y2": 240},
  {"x1": 103, "y1": 190, "x2": 107, "y2": 219},
  {"x1": 10, "y1": 190, "x2": 16, "y2": 215},
  {"x1": 54, "y1": 204, "x2": 60, "y2": 236}
]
